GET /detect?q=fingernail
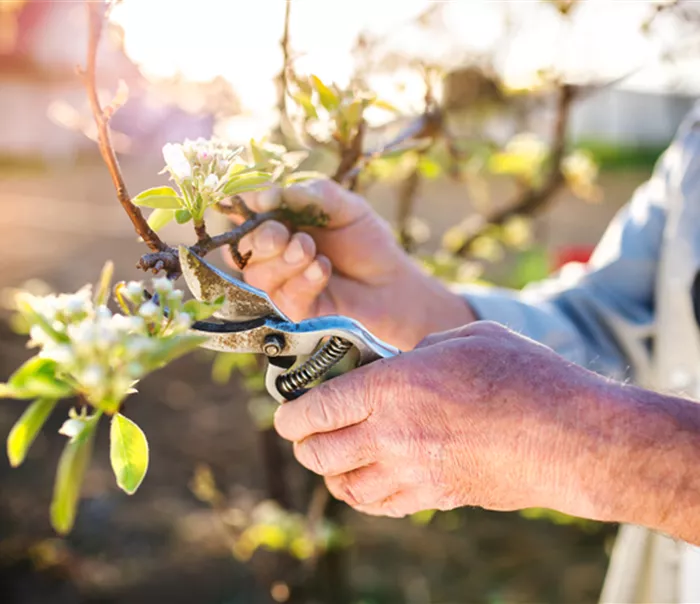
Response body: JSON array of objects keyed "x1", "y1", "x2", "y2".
[
  {"x1": 254, "y1": 225, "x2": 278, "y2": 254},
  {"x1": 304, "y1": 260, "x2": 325, "y2": 282},
  {"x1": 258, "y1": 188, "x2": 279, "y2": 211},
  {"x1": 283, "y1": 238, "x2": 305, "y2": 265}
]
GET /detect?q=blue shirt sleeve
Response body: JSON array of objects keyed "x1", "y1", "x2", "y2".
[{"x1": 457, "y1": 107, "x2": 700, "y2": 381}]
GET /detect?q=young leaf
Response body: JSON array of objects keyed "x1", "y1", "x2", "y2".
[
  {"x1": 110, "y1": 413, "x2": 149, "y2": 495},
  {"x1": 7, "y1": 398, "x2": 58, "y2": 467},
  {"x1": 94, "y1": 261, "x2": 114, "y2": 307},
  {"x1": 223, "y1": 172, "x2": 272, "y2": 196},
  {"x1": 310, "y1": 75, "x2": 339, "y2": 111},
  {"x1": 250, "y1": 139, "x2": 268, "y2": 166},
  {"x1": 144, "y1": 333, "x2": 210, "y2": 368},
  {"x1": 371, "y1": 98, "x2": 401, "y2": 114},
  {"x1": 175, "y1": 208, "x2": 192, "y2": 224},
  {"x1": 182, "y1": 294, "x2": 225, "y2": 321},
  {"x1": 15, "y1": 295, "x2": 69, "y2": 344},
  {"x1": 147, "y1": 209, "x2": 176, "y2": 232},
  {"x1": 2, "y1": 357, "x2": 73, "y2": 400},
  {"x1": 343, "y1": 99, "x2": 364, "y2": 129},
  {"x1": 284, "y1": 171, "x2": 327, "y2": 185},
  {"x1": 133, "y1": 187, "x2": 184, "y2": 209},
  {"x1": 290, "y1": 92, "x2": 318, "y2": 120},
  {"x1": 50, "y1": 413, "x2": 100, "y2": 535}
]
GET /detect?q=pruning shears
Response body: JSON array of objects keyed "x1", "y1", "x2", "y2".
[{"x1": 178, "y1": 246, "x2": 399, "y2": 403}]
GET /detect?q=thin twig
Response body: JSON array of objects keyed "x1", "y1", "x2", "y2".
[
  {"x1": 455, "y1": 83, "x2": 576, "y2": 256},
  {"x1": 333, "y1": 120, "x2": 367, "y2": 187},
  {"x1": 80, "y1": 1, "x2": 167, "y2": 254}
]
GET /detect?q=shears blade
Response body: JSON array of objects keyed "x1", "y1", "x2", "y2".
[{"x1": 178, "y1": 245, "x2": 290, "y2": 323}]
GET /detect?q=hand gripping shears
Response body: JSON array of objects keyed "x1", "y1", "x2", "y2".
[{"x1": 178, "y1": 246, "x2": 399, "y2": 403}]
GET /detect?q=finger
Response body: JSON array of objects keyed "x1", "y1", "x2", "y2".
[
  {"x1": 274, "y1": 375, "x2": 373, "y2": 442},
  {"x1": 241, "y1": 187, "x2": 283, "y2": 213},
  {"x1": 282, "y1": 179, "x2": 370, "y2": 229},
  {"x1": 416, "y1": 320, "x2": 511, "y2": 349},
  {"x1": 242, "y1": 232, "x2": 316, "y2": 294},
  {"x1": 325, "y1": 464, "x2": 400, "y2": 508},
  {"x1": 236, "y1": 220, "x2": 290, "y2": 261},
  {"x1": 292, "y1": 422, "x2": 377, "y2": 476},
  {"x1": 354, "y1": 490, "x2": 421, "y2": 518},
  {"x1": 275, "y1": 255, "x2": 331, "y2": 321}
]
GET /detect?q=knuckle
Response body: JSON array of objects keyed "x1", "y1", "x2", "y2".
[
  {"x1": 470, "y1": 320, "x2": 509, "y2": 336},
  {"x1": 297, "y1": 438, "x2": 328, "y2": 475},
  {"x1": 304, "y1": 396, "x2": 333, "y2": 432},
  {"x1": 328, "y1": 473, "x2": 369, "y2": 507}
]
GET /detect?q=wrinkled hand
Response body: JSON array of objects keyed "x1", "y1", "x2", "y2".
[
  {"x1": 274, "y1": 322, "x2": 605, "y2": 519},
  {"x1": 228, "y1": 179, "x2": 474, "y2": 350}
]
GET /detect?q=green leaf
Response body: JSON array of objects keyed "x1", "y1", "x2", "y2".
[
  {"x1": 370, "y1": 98, "x2": 401, "y2": 113},
  {"x1": 223, "y1": 172, "x2": 273, "y2": 196},
  {"x1": 342, "y1": 99, "x2": 364, "y2": 129},
  {"x1": 418, "y1": 156, "x2": 443, "y2": 179},
  {"x1": 132, "y1": 187, "x2": 184, "y2": 209},
  {"x1": 15, "y1": 295, "x2": 69, "y2": 344},
  {"x1": 183, "y1": 295, "x2": 225, "y2": 321},
  {"x1": 175, "y1": 208, "x2": 192, "y2": 224},
  {"x1": 110, "y1": 413, "x2": 149, "y2": 495},
  {"x1": 144, "y1": 333, "x2": 209, "y2": 368},
  {"x1": 50, "y1": 413, "x2": 99, "y2": 535},
  {"x1": 94, "y1": 261, "x2": 114, "y2": 307},
  {"x1": 291, "y1": 92, "x2": 318, "y2": 120},
  {"x1": 2, "y1": 357, "x2": 74, "y2": 400},
  {"x1": 250, "y1": 139, "x2": 268, "y2": 166},
  {"x1": 7, "y1": 398, "x2": 58, "y2": 467},
  {"x1": 284, "y1": 171, "x2": 327, "y2": 185},
  {"x1": 211, "y1": 352, "x2": 257, "y2": 385},
  {"x1": 310, "y1": 75, "x2": 339, "y2": 111},
  {"x1": 147, "y1": 209, "x2": 176, "y2": 232}
]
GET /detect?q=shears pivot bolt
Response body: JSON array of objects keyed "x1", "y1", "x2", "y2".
[{"x1": 263, "y1": 334, "x2": 285, "y2": 357}]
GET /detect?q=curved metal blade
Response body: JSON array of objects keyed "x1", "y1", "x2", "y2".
[{"x1": 178, "y1": 245, "x2": 290, "y2": 322}]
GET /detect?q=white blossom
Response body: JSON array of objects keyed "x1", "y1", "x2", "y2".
[
  {"x1": 153, "y1": 277, "x2": 173, "y2": 295},
  {"x1": 29, "y1": 324, "x2": 56, "y2": 347},
  {"x1": 95, "y1": 305, "x2": 113, "y2": 320},
  {"x1": 173, "y1": 313, "x2": 193, "y2": 332},
  {"x1": 40, "y1": 344, "x2": 74, "y2": 364},
  {"x1": 125, "y1": 337, "x2": 156, "y2": 356},
  {"x1": 81, "y1": 365, "x2": 105, "y2": 388},
  {"x1": 125, "y1": 281, "x2": 145, "y2": 299},
  {"x1": 162, "y1": 143, "x2": 192, "y2": 180},
  {"x1": 138, "y1": 300, "x2": 160, "y2": 320},
  {"x1": 204, "y1": 174, "x2": 219, "y2": 190},
  {"x1": 58, "y1": 418, "x2": 87, "y2": 439},
  {"x1": 111, "y1": 315, "x2": 145, "y2": 333}
]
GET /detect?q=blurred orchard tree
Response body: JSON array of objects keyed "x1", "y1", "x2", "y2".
[{"x1": 2, "y1": 0, "x2": 698, "y2": 602}]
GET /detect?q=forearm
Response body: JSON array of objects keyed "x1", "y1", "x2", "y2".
[{"x1": 562, "y1": 379, "x2": 700, "y2": 544}]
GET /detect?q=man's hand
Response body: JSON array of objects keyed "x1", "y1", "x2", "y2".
[
  {"x1": 228, "y1": 179, "x2": 475, "y2": 350},
  {"x1": 274, "y1": 321, "x2": 700, "y2": 545},
  {"x1": 273, "y1": 321, "x2": 605, "y2": 519}
]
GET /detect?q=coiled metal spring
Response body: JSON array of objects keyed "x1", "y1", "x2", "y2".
[{"x1": 277, "y1": 336, "x2": 353, "y2": 396}]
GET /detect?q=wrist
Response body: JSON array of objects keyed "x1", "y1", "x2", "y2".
[
  {"x1": 553, "y1": 377, "x2": 700, "y2": 540},
  {"x1": 396, "y1": 262, "x2": 476, "y2": 349}
]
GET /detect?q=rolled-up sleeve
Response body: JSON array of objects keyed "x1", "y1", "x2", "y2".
[{"x1": 457, "y1": 107, "x2": 700, "y2": 382}]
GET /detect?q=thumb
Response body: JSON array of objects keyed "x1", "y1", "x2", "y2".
[{"x1": 282, "y1": 179, "x2": 370, "y2": 229}]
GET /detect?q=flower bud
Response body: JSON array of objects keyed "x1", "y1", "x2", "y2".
[
  {"x1": 125, "y1": 281, "x2": 145, "y2": 300},
  {"x1": 81, "y1": 365, "x2": 105, "y2": 388},
  {"x1": 153, "y1": 277, "x2": 173, "y2": 295},
  {"x1": 139, "y1": 300, "x2": 160, "y2": 320}
]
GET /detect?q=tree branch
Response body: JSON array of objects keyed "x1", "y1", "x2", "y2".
[
  {"x1": 455, "y1": 83, "x2": 576, "y2": 256},
  {"x1": 80, "y1": 1, "x2": 167, "y2": 254}
]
